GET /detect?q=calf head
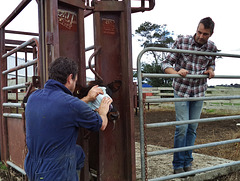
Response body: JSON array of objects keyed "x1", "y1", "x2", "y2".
[{"x1": 74, "y1": 79, "x2": 121, "y2": 121}]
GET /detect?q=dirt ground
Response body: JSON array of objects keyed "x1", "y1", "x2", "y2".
[{"x1": 134, "y1": 106, "x2": 240, "y2": 180}]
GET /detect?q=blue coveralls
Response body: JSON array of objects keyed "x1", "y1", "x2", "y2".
[{"x1": 24, "y1": 79, "x2": 102, "y2": 181}]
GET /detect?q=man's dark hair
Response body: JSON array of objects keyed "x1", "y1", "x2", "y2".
[
  {"x1": 199, "y1": 17, "x2": 215, "y2": 35},
  {"x1": 48, "y1": 57, "x2": 78, "y2": 84}
]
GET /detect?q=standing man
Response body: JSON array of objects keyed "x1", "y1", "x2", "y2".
[
  {"x1": 24, "y1": 57, "x2": 112, "y2": 180},
  {"x1": 161, "y1": 17, "x2": 217, "y2": 174}
]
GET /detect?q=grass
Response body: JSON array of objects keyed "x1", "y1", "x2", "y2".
[
  {"x1": 204, "y1": 109, "x2": 216, "y2": 113},
  {"x1": 0, "y1": 162, "x2": 7, "y2": 170},
  {"x1": 211, "y1": 102, "x2": 240, "y2": 106}
]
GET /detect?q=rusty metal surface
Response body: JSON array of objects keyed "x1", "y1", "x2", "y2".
[
  {"x1": 40, "y1": 0, "x2": 136, "y2": 180},
  {"x1": 0, "y1": 27, "x2": 8, "y2": 163},
  {"x1": 0, "y1": 24, "x2": 39, "y2": 173},
  {"x1": 6, "y1": 117, "x2": 27, "y2": 169},
  {"x1": 92, "y1": 1, "x2": 136, "y2": 179},
  {"x1": 0, "y1": 0, "x2": 154, "y2": 180},
  {"x1": 131, "y1": 0, "x2": 155, "y2": 13},
  {"x1": 59, "y1": 0, "x2": 85, "y2": 8}
]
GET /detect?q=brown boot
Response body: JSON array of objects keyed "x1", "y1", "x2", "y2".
[
  {"x1": 174, "y1": 168, "x2": 184, "y2": 174},
  {"x1": 174, "y1": 168, "x2": 187, "y2": 178},
  {"x1": 184, "y1": 166, "x2": 195, "y2": 176}
]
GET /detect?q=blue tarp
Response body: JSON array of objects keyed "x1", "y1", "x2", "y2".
[{"x1": 142, "y1": 83, "x2": 152, "y2": 87}]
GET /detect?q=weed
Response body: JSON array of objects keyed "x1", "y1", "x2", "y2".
[{"x1": 0, "y1": 162, "x2": 7, "y2": 170}]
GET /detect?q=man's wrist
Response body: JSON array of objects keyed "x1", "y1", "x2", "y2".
[{"x1": 81, "y1": 96, "x2": 90, "y2": 103}]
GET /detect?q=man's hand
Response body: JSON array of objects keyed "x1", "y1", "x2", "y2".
[
  {"x1": 98, "y1": 97, "x2": 113, "y2": 130},
  {"x1": 98, "y1": 97, "x2": 113, "y2": 116},
  {"x1": 177, "y1": 69, "x2": 189, "y2": 77},
  {"x1": 204, "y1": 68, "x2": 215, "y2": 79},
  {"x1": 81, "y1": 85, "x2": 103, "y2": 103},
  {"x1": 165, "y1": 67, "x2": 189, "y2": 77}
]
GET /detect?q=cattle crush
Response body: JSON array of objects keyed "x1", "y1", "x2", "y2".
[{"x1": 0, "y1": 0, "x2": 155, "y2": 180}]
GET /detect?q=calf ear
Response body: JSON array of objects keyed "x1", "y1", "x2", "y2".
[{"x1": 107, "y1": 80, "x2": 122, "y2": 93}]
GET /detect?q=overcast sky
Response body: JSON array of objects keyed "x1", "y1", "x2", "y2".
[{"x1": 1, "y1": 0, "x2": 240, "y2": 85}]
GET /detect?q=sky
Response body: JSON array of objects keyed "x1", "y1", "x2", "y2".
[{"x1": 0, "y1": 0, "x2": 240, "y2": 86}]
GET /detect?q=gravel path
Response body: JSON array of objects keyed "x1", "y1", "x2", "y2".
[{"x1": 135, "y1": 142, "x2": 240, "y2": 181}]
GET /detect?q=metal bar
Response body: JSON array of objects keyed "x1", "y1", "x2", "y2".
[
  {"x1": 137, "y1": 47, "x2": 240, "y2": 59},
  {"x1": 146, "y1": 115, "x2": 240, "y2": 128},
  {"x1": 131, "y1": 0, "x2": 155, "y2": 13},
  {"x1": 142, "y1": 73, "x2": 240, "y2": 79},
  {"x1": 2, "y1": 83, "x2": 29, "y2": 91},
  {"x1": 149, "y1": 161, "x2": 240, "y2": 181},
  {"x1": 5, "y1": 39, "x2": 26, "y2": 46},
  {"x1": 2, "y1": 103, "x2": 24, "y2": 108},
  {"x1": 3, "y1": 113, "x2": 22, "y2": 119},
  {"x1": 86, "y1": 64, "x2": 95, "y2": 70},
  {"x1": 2, "y1": 38, "x2": 38, "y2": 59},
  {"x1": 5, "y1": 30, "x2": 39, "y2": 36},
  {"x1": 146, "y1": 95, "x2": 240, "y2": 103},
  {"x1": 2, "y1": 59, "x2": 37, "y2": 75},
  {"x1": 137, "y1": 46, "x2": 146, "y2": 181},
  {"x1": 88, "y1": 46, "x2": 103, "y2": 81},
  {"x1": 0, "y1": 0, "x2": 32, "y2": 29},
  {"x1": 148, "y1": 138, "x2": 240, "y2": 156},
  {"x1": 6, "y1": 161, "x2": 26, "y2": 175},
  {"x1": 85, "y1": 45, "x2": 94, "y2": 52},
  {"x1": 85, "y1": 45, "x2": 95, "y2": 69}
]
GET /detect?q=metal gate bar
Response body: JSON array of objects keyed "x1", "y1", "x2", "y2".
[
  {"x1": 137, "y1": 47, "x2": 240, "y2": 180},
  {"x1": 3, "y1": 113, "x2": 22, "y2": 119},
  {"x1": 149, "y1": 161, "x2": 240, "y2": 181},
  {"x1": 148, "y1": 138, "x2": 240, "y2": 156},
  {"x1": 143, "y1": 73, "x2": 240, "y2": 79},
  {"x1": 146, "y1": 115, "x2": 240, "y2": 128},
  {"x1": 2, "y1": 83, "x2": 29, "y2": 91},
  {"x1": 146, "y1": 95, "x2": 240, "y2": 103},
  {"x1": 2, "y1": 59, "x2": 37, "y2": 75}
]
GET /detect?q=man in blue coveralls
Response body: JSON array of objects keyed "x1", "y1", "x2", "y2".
[{"x1": 24, "y1": 57, "x2": 112, "y2": 181}]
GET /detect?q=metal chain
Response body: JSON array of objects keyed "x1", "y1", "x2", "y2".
[{"x1": 143, "y1": 100, "x2": 148, "y2": 181}]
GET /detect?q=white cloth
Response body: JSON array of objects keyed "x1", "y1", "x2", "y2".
[{"x1": 88, "y1": 87, "x2": 111, "y2": 110}]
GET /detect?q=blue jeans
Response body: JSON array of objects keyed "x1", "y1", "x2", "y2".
[{"x1": 173, "y1": 92, "x2": 203, "y2": 169}]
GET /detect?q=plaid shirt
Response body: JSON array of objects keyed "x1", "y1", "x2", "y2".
[{"x1": 161, "y1": 35, "x2": 217, "y2": 97}]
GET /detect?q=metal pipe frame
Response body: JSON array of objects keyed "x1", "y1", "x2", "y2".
[
  {"x1": 149, "y1": 161, "x2": 240, "y2": 181},
  {"x1": 3, "y1": 103, "x2": 24, "y2": 108},
  {"x1": 3, "y1": 113, "x2": 22, "y2": 119},
  {"x1": 5, "y1": 30, "x2": 38, "y2": 36},
  {"x1": 2, "y1": 83, "x2": 29, "y2": 91},
  {"x1": 137, "y1": 47, "x2": 240, "y2": 60},
  {"x1": 137, "y1": 47, "x2": 240, "y2": 180},
  {"x1": 143, "y1": 73, "x2": 240, "y2": 79},
  {"x1": 146, "y1": 115, "x2": 240, "y2": 128},
  {"x1": 2, "y1": 38, "x2": 39, "y2": 59},
  {"x1": 85, "y1": 45, "x2": 95, "y2": 70},
  {"x1": 2, "y1": 59, "x2": 37, "y2": 75},
  {"x1": 148, "y1": 138, "x2": 240, "y2": 156},
  {"x1": 6, "y1": 161, "x2": 26, "y2": 175},
  {"x1": 131, "y1": 0, "x2": 155, "y2": 13},
  {"x1": 146, "y1": 95, "x2": 240, "y2": 103},
  {"x1": 0, "y1": 0, "x2": 40, "y2": 175}
]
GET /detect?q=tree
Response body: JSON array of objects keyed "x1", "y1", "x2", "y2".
[{"x1": 134, "y1": 21, "x2": 174, "y2": 87}]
